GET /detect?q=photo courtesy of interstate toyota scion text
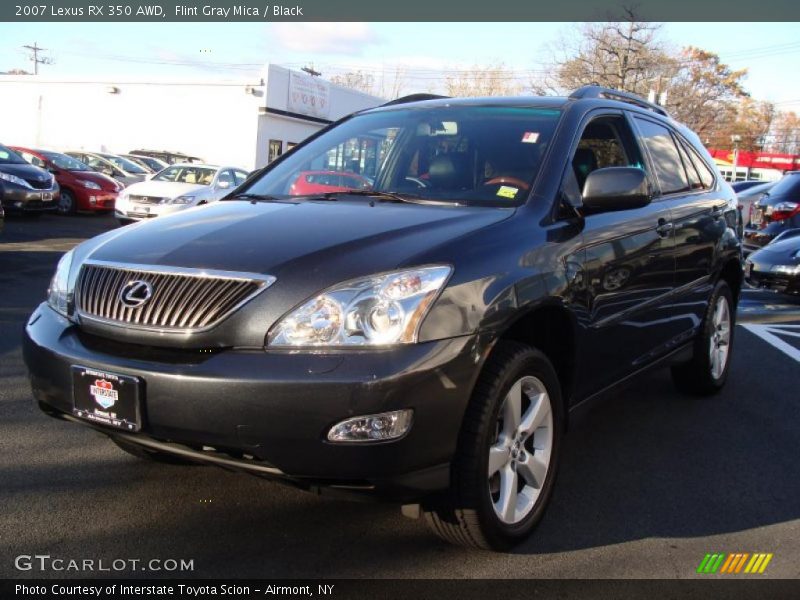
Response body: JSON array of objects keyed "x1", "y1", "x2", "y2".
[{"x1": 23, "y1": 86, "x2": 743, "y2": 550}]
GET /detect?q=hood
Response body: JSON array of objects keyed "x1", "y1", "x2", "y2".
[
  {"x1": 0, "y1": 162, "x2": 52, "y2": 184},
  {"x1": 83, "y1": 199, "x2": 512, "y2": 279},
  {"x1": 71, "y1": 170, "x2": 121, "y2": 191},
  {"x1": 757, "y1": 236, "x2": 800, "y2": 259},
  {"x1": 123, "y1": 180, "x2": 207, "y2": 199}
]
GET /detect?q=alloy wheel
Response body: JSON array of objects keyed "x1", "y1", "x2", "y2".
[
  {"x1": 488, "y1": 376, "x2": 553, "y2": 524},
  {"x1": 709, "y1": 295, "x2": 731, "y2": 379}
]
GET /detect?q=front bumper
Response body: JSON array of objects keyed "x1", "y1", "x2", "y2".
[
  {"x1": 23, "y1": 303, "x2": 483, "y2": 500},
  {"x1": 745, "y1": 263, "x2": 800, "y2": 295},
  {"x1": 78, "y1": 190, "x2": 117, "y2": 211},
  {"x1": 1, "y1": 185, "x2": 58, "y2": 212},
  {"x1": 114, "y1": 198, "x2": 188, "y2": 221}
]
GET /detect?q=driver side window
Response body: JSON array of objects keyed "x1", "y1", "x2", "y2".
[{"x1": 560, "y1": 116, "x2": 644, "y2": 209}]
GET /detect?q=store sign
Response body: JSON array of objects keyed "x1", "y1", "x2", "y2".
[{"x1": 288, "y1": 72, "x2": 330, "y2": 118}]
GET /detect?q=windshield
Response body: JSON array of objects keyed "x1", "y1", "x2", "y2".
[
  {"x1": 767, "y1": 172, "x2": 800, "y2": 197},
  {"x1": 101, "y1": 154, "x2": 149, "y2": 174},
  {"x1": 131, "y1": 155, "x2": 164, "y2": 171},
  {"x1": 242, "y1": 105, "x2": 562, "y2": 206},
  {"x1": 41, "y1": 151, "x2": 91, "y2": 171},
  {"x1": 0, "y1": 144, "x2": 27, "y2": 165},
  {"x1": 153, "y1": 165, "x2": 216, "y2": 185}
]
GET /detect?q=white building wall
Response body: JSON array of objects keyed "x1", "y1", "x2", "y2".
[
  {"x1": 0, "y1": 76, "x2": 264, "y2": 170},
  {"x1": 0, "y1": 65, "x2": 384, "y2": 172}
]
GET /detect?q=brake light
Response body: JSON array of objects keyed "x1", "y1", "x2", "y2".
[{"x1": 770, "y1": 201, "x2": 800, "y2": 221}]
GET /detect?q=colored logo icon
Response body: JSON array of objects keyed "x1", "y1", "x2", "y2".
[{"x1": 697, "y1": 553, "x2": 773, "y2": 574}]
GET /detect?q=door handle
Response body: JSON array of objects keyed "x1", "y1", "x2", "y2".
[{"x1": 656, "y1": 219, "x2": 673, "y2": 237}]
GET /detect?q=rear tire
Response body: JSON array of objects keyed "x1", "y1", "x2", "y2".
[
  {"x1": 671, "y1": 280, "x2": 735, "y2": 396},
  {"x1": 112, "y1": 438, "x2": 200, "y2": 466},
  {"x1": 423, "y1": 341, "x2": 563, "y2": 550}
]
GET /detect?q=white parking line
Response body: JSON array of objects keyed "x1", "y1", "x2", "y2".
[{"x1": 740, "y1": 324, "x2": 800, "y2": 363}]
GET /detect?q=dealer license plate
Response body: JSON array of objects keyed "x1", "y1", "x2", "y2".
[{"x1": 72, "y1": 366, "x2": 142, "y2": 431}]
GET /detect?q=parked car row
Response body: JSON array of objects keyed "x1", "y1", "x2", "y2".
[
  {"x1": 0, "y1": 144, "x2": 252, "y2": 223},
  {"x1": 742, "y1": 171, "x2": 800, "y2": 253}
]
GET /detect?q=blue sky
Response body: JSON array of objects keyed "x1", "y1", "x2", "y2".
[{"x1": 2, "y1": 22, "x2": 799, "y2": 110}]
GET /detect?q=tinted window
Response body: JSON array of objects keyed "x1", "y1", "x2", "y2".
[
  {"x1": 635, "y1": 118, "x2": 689, "y2": 195},
  {"x1": 246, "y1": 106, "x2": 562, "y2": 206},
  {"x1": 154, "y1": 166, "x2": 216, "y2": 185},
  {"x1": 680, "y1": 139, "x2": 716, "y2": 189},
  {"x1": 560, "y1": 116, "x2": 643, "y2": 207},
  {"x1": 766, "y1": 172, "x2": 800, "y2": 197},
  {"x1": 674, "y1": 141, "x2": 703, "y2": 190},
  {"x1": 0, "y1": 144, "x2": 27, "y2": 164},
  {"x1": 20, "y1": 151, "x2": 46, "y2": 168},
  {"x1": 41, "y1": 151, "x2": 90, "y2": 171},
  {"x1": 233, "y1": 170, "x2": 248, "y2": 185}
]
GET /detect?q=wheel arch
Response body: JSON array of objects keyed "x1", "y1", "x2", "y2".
[
  {"x1": 493, "y1": 301, "x2": 577, "y2": 419},
  {"x1": 717, "y1": 256, "x2": 743, "y2": 307}
]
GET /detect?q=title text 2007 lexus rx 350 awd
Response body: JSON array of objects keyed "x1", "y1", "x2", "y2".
[{"x1": 24, "y1": 87, "x2": 742, "y2": 550}]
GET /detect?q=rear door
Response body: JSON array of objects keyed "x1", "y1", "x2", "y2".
[{"x1": 633, "y1": 116, "x2": 729, "y2": 340}]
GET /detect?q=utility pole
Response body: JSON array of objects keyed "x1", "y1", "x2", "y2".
[{"x1": 23, "y1": 42, "x2": 52, "y2": 74}]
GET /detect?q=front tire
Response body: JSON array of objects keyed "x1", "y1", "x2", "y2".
[
  {"x1": 424, "y1": 341, "x2": 563, "y2": 550},
  {"x1": 57, "y1": 189, "x2": 77, "y2": 215},
  {"x1": 671, "y1": 280, "x2": 735, "y2": 395}
]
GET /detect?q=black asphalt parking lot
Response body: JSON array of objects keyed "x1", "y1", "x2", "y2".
[{"x1": 1, "y1": 214, "x2": 799, "y2": 579}]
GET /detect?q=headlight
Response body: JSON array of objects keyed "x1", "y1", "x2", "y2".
[
  {"x1": 79, "y1": 180, "x2": 102, "y2": 190},
  {"x1": 172, "y1": 195, "x2": 195, "y2": 204},
  {"x1": 268, "y1": 265, "x2": 452, "y2": 347},
  {"x1": 47, "y1": 250, "x2": 75, "y2": 317},
  {"x1": 772, "y1": 264, "x2": 800, "y2": 275},
  {"x1": 0, "y1": 172, "x2": 31, "y2": 188}
]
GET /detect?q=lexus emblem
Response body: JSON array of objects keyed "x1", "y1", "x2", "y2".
[{"x1": 119, "y1": 280, "x2": 153, "y2": 308}]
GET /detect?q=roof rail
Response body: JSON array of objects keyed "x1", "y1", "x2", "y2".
[
  {"x1": 569, "y1": 85, "x2": 670, "y2": 117},
  {"x1": 381, "y1": 93, "x2": 450, "y2": 107}
]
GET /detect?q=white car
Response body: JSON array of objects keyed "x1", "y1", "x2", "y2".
[{"x1": 115, "y1": 164, "x2": 249, "y2": 223}]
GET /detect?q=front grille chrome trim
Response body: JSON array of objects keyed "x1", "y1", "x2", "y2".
[{"x1": 75, "y1": 260, "x2": 276, "y2": 334}]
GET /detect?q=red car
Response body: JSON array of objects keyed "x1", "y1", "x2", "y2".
[
  {"x1": 288, "y1": 170, "x2": 371, "y2": 195},
  {"x1": 11, "y1": 147, "x2": 123, "y2": 214}
]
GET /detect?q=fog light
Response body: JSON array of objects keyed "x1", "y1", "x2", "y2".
[{"x1": 327, "y1": 409, "x2": 413, "y2": 443}]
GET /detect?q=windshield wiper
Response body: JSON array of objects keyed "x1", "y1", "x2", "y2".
[
  {"x1": 227, "y1": 192, "x2": 282, "y2": 203},
  {"x1": 311, "y1": 190, "x2": 454, "y2": 205}
]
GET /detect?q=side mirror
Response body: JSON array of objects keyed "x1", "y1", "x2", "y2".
[{"x1": 582, "y1": 167, "x2": 650, "y2": 212}]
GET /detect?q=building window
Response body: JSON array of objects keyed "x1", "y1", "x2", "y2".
[{"x1": 268, "y1": 140, "x2": 283, "y2": 163}]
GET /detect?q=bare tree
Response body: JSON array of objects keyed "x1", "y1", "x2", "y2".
[
  {"x1": 445, "y1": 63, "x2": 522, "y2": 97},
  {"x1": 533, "y1": 9, "x2": 672, "y2": 96},
  {"x1": 329, "y1": 70, "x2": 375, "y2": 94}
]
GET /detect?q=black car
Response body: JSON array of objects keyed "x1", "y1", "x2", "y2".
[
  {"x1": 23, "y1": 87, "x2": 742, "y2": 550},
  {"x1": 745, "y1": 230, "x2": 800, "y2": 295},
  {"x1": 0, "y1": 143, "x2": 59, "y2": 214},
  {"x1": 743, "y1": 171, "x2": 800, "y2": 253}
]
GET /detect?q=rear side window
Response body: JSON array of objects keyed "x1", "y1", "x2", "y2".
[
  {"x1": 634, "y1": 117, "x2": 689, "y2": 195},
  {"x1": 679, "y1": 139, "x2": 716, "y2": 190}
]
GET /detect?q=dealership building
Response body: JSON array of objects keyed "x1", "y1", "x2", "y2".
[{"x1": 0, "y1": 64, "x2": 384, "y2": 170}]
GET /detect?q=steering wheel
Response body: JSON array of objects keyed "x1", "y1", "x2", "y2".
[
  {"x1": 404, "y1": 176, "x2": 430, "y2": 189},
  {"x1": 482, "y1": 176, "x2": 531, "y2": 191}
]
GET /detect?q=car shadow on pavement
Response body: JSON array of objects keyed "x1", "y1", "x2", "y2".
[{"x1": 516, "y1": 335, "x2": 800, "y2": 555}]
